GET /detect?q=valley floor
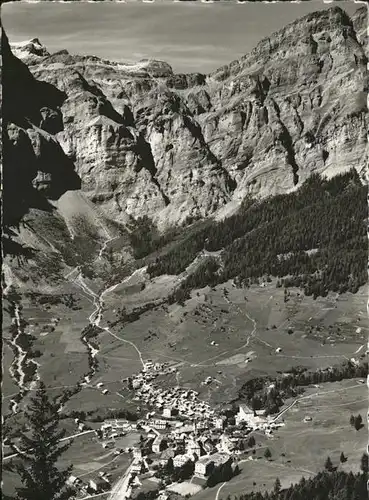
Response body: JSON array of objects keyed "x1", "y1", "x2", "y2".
[{"x1": 2, "y1": 259, "x2": 367, "y2": 499}]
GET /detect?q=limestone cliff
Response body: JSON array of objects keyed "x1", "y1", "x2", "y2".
[
  {"x1": 6, "y1": 6, "x2": 368, "y2": 230},
  {"x1": 2, "y1": 31, "x2": 81, "y2": 228}
]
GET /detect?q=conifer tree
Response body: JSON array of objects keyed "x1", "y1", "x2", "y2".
[
  {"x1": 360, "y1": 453, "x2": 368, "y2": 473},
  {"x1": 324, "y1": 456, "x2": 334, "y2": 472},
  {"x1": 248, "y1": 436, "x2": 256, "y2": 447},
  {"x1": 354, "y1": 414, "x2": 363, "y2": 431},
  {"x1": 10, "y1": 382, "x2": 74, "y2": 500},
  {"x1": 274, "y1": 477, "x2": 281, "y2": 494}
]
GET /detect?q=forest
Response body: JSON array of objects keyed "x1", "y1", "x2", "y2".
[
  {"x1": 142, "y1": 170, "x2": 366, "y2": 301},
  {"x1": 237, "y1": 359, "x2": 368, "y2": 415},
  {"x1": 227, "y1": 465, "x2": 368, "y2": 500}
]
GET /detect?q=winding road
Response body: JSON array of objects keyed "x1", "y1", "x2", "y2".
[
  {"x1": 108, "y1": 461, "x2": 134, "y2": 500},
  {"x1": 3, "y1": 429, "x2": 95, "y2": 462},
  {"x1": 215, "y1": 482, "x2": 226, "y2": 500},
  {"x1": 272, "y1": 382, "x2": 366, "y2": 422}
]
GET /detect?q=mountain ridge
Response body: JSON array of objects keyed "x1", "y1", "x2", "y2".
[
  {"x1": 6, "y1": 5, "x2": 366, "y2": 230},
  {"x1": 3, "y1": 5, "x2": 368, "y2": 246},
  {"x1": 2, "y1": 11, "x2": 368, "y2": 494}
]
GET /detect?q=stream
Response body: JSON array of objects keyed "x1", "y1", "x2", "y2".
[{"x1": 5, "y1": 303, "x2": 41, "y2": 415}]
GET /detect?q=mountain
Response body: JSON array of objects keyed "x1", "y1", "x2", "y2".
[
  {"x1": 2, "y1": 31, "x2": 81, "y2": 229},
  {"x1": 2, "y1": 9, "x2": 367, "y2": 495},
  {"x1": 5, "y1": 5, "x2": 367, "y2": 233}
]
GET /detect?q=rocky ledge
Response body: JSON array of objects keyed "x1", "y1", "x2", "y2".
[{"x1": 5, "y1": 6, "x2": 368, "y2": 230}]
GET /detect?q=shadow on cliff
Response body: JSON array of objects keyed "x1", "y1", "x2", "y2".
[{"x1": 2, "y1": 29, "x2": 81, "y2": 251}]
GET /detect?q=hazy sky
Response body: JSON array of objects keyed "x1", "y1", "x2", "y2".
[{"x1": 2, "y1": 1, "x2": 363, "y2": 73}]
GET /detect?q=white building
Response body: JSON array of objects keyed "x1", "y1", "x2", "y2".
[
  {"x1": 235, "y1": 404, "x2": 254, "y2": 425},
  {"x1": 163, "y1": 408, "x2": 171, "y2": 419},
  {"x1": 152, "y1": 437, "x2": 166, "y2": 454},
  {"x1": 133, "y1": 448, "x2": 143, "y2": 460},
  {"x1": 186, "y1": 439, "x2": 202, "y2": 456},
  {"x1": 151, "y1": 419, "x2": 167, "y2": 430},
  {"x1": 67, "y1": 475, "x2": 79, "y2": 486},
  {"x1": 195, "y1": 457, "x2": 215, "y2": 477},
  {"x1": 214, "y1": 416, "x2": 226, "y2": 429},
  {"x1": 131, "y1": 460, "x2": 144, "y2": 474},
  {"x1": 218, "y1": 435, "x2": 234, "y2": 453},
  {"x1": 89, "y1": 478, "x2": 109, "y2": 492},
  {"x1": 213, "y1": 453, "x2": 230, "y2": 467},
  {"x1": 195, "y1": 421, "x2": 207, "y2": 431}
]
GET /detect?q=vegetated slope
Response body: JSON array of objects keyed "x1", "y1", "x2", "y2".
[
  {"x1": 146, "y1": 169, "x2": 367, "y2": 300},
  {"x1": 9, "y1": 6, "x2": 368, "y2": 230},
  {"x1": 232, "y1": 467, "x2": 367, "y2": 500},
  {"x1": 237, "y1": 359, "x2": 368, "y2": 416}
]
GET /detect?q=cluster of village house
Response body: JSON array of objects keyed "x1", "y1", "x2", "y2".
[
  {"x1": 126, "y1": 360, "x2": 214, "y2": 420},
  {"x1": 70, "y1": 361, "x2": 285, "y2": 498}
]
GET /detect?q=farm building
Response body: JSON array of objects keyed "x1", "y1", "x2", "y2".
[
  {"x1": 89, "y1": 478, "x2": 109, "y2": 492},
  {"x1": 195, "y1": 457, "x2": 215, "y2": 477}
]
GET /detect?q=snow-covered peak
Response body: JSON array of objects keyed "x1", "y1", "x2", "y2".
[{"x1": 10, "y1": 38, "x2": 50, "y2": 61}]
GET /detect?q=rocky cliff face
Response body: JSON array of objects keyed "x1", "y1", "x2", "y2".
[
  {"x1": 6, "y1": 6, "x2": 368, "y2": 230},
  {"x1": 2, "y1": 31, "x2": 81, "y2": 228}
]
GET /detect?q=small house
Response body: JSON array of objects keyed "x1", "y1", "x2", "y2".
[
  {"x1": 89, "y1": 478, "x2": 109, "y2": 492},
  {"x1": 195, "y1": 457, "x2": 215, "y2": 477}
]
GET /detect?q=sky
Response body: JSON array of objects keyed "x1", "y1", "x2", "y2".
[{"x1": 2, "y1": 1, "x2": 363, "y2": 73}]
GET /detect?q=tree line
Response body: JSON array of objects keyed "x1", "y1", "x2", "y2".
[
  {"x1": 144, "y1": 170, "x2": 366, "y2": 301},
  {"x1": 238, "y1": 359, "x2": 368, "y2": 415},
  {"x1": 225, "y1": 458, "x2": 368, "y2": 500}
]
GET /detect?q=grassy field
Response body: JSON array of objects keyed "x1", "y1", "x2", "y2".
[
  {"x1": 94, "y1": 279, "x2": 366, "y2": 407},
  {"x1": 4, "y1": 267, "x2": 365, "y2": 414},
  {"x1": 2, "y1": 258, "x2": 366, "y2": 498},
  {"x1": 193, "y1": 378, "x2": 367, "y2": 500}
]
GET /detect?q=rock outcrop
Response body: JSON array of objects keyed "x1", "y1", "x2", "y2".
[
  {"x1": 2, "y1": 31, "x2": 81, "y2": 228},
  {"x1": 6, "y1": 6, "x2": 368, "y2": 230}
]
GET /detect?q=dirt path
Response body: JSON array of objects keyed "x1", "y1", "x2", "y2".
[
  {"x1": 223, "y1": 291, "x2": 259, "y2": 352},
  {"x1": 272, "y1": 382, "x2": 365, "y2": 421},
  {"x1": 3, "y1": 429, "x2": 95, "y2": 462},
  {"x1": 65, "y1": 239, "x2": 147, "y2": 386}
]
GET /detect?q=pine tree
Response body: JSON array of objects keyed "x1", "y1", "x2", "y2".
[
  {"x1": 324, "y1": 456, "x2": 334, "y2": 472},
  {"x1": 360, "y1": 453, "x2": 368, "y2": 473},
  {"x1": 264, "y1": 448, "x2": 272, "y2": 460},
  {"x1": 274, "y1": 477, "x2": 281, "y2": 494},
  {"x1": 349, "y1": 414, "x2": 355, "y2": 427},
  {"x1": 340, "y1": 452, "x2": 347, "y2": 463},
  {"x1": 248, "y1": 436, "x2": 256, "y2": 447},
  {"x1": 354, "y1": 414, "x2": 363, "y2": 431},
  {"x1": 10, "y1": 382, "x2": 74, "y2": 500}
]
